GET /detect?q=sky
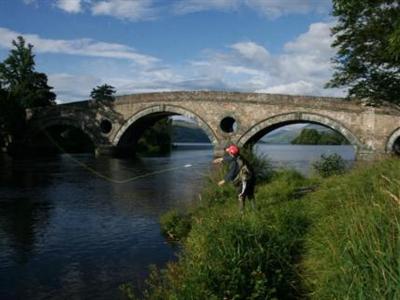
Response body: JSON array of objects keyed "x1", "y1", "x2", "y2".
[{"x1": 0, "y1": 0, "x2": 344, "y2": 103}]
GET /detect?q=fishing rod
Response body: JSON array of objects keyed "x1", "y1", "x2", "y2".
[{"x1": 42, "y1": 129, "x2": 209, "y2": 184}]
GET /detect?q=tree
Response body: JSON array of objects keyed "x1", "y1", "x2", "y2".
[
  {"x1": 327, "y1": 0, "x2": 400, "y2": 105},
  {"x1": 313, "y1": 153, "x2": 346, "y2": 177},
  {"x1": 291, "y1": 128, "x2": 349, "y2": 145},
  {"x1": 291, "y1": 129, "x2": 321, "y2": 145},
  {"x1": 137, "y1": 119, "x2": 172, "y2": 155},
  {"x1": 90, "y1": 84, "x2": 116, "y2": 103},
  {"x1": 0, "y1": 36, "x2": 56, "y2": 152},
  {"x1": 0, "y1": 36, "x2": 56, "y2": 108}
]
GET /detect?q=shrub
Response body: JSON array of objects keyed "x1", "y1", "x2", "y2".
[
  {"x1": 160, "y1": 210, "x2": 192, "y2": 241},
  {"x1": 240, "y1": 146, "x2": 274, "y2": 183},
  {"x1": 312, "y1": 153, "x2": 346, "y2": 177}
]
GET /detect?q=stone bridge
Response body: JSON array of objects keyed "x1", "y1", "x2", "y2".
[{"x1": 25, "y1": 91, "x2": 400, "y2": 160}]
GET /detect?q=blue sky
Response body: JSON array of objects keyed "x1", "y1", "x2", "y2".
[{"x1": 0, "y1": 0, "x2": 342, "y2": 103}]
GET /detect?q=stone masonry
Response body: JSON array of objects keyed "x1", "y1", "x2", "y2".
[{"x1": 25, "y1": 91, "x2": 400, "y2": 160}]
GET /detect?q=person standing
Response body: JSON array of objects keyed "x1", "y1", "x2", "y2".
[{"x1": 213, "y1": 144, "x2": 255, "y2": 212}]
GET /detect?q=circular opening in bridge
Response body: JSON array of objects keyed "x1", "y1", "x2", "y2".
[
  {"x1": 220, "y1": 117, "x2": 237, "y2": 133},
  {"x1": 100, "y1": 119, "x2": 112, "y2": 134}
]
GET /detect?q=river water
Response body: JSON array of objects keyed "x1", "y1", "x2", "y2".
[{"x1": 0, "y1": 144, "x2": 355, "y2": 300}]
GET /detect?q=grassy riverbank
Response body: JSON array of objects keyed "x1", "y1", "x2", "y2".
[
  {"x1": 303, "y1": 159, "x2": 400, "y2": 299},
  {"x1": 125, "y1": 158, "x2": 400, "y2": 299}
]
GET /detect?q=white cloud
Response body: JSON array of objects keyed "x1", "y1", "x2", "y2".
[
  {"x1": 284, "y1": 22, "x2": 333, "y2": 55},
  {"x1": 184, "y1": 21, "x2": 343, "y2": 96},
  {"x1": 173, "y1": 0, "x2": 240, "y2": 14},
  {"x1": 173, "y1": 0, "x2": 330, "y2": 18},
  {"x1": 0, "y1": 27, "x2": 159, "y2": 65},
  {"x1": 23, "y1": 0, "x2": 330, "y2": 21},
  {"x1": 48, "y1": 73, "x2": 101, "y2": 102},
  {"x1": 91, "y1": 0, "x2": 158, "y2": 21},
  {"x1": 245, "y1": 0, "x2": 330, "y2": 19},
  {"x1": 56, "y1": 0, "x2": 82, "y2": 13},
  {"x1": 230, "y1": 42, "x2": 270, "y2": 66},
  {"x1": 0, "y1": 21, "x2": 344, "y2": 102},
  {"x1": 256, "y1": 80, "x2": 316, "y2": 95}
]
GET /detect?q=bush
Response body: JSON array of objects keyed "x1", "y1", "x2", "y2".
[
  {"x1": 240, "y1": 146, "x2": 274, "y2": 183},
  {"x1": 160, "y1": 210, "x2": 192, "y2": 241},
  {"x1": 312, "y1": 153, "x2": 346, "y2": 177}
]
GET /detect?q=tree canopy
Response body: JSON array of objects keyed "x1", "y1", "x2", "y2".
[
  {"x1": 0, "y1": 36, "x2": 56, "y2": 108},
  {"x1": 0, "y1": 36, "x2": 56, "y2": 153},
  {"x1": 90, "y1": 84, "x2": 116, "y2": 103},
  {"x1": 327, "y1": 0, "x2": 400, "y2": 105}
]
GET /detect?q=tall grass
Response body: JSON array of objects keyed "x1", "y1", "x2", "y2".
[
  {"x1": 124, "y1": 156, "x2": 400, "y2": 299},
  {"x1": 303, "y1": 159, "x2": 400, "y2": 299},
  {"x1": 135, "y1": 165, "x2": 315, "y2": 299}
]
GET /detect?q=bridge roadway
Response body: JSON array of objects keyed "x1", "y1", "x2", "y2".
[{"x1": 25, "y1": 91, "x2": 400, "y2": 160}]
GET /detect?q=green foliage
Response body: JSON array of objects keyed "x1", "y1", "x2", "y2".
[
  {"x1": 327, "y1": 0, "x2": 400, "y2": 105},
  {"x1": 90, "y1": 84, "x2": 116, "y2": 103},
  {"x1": 303, "y1": 159, "x2": 400, "y2": 299},
  {"x1": 0, "y1": 91, "x2": 26, "y2": 143},
  {"x1": 312, "y1": 153, "x2": 346, "y2": 177},
  {"x1": 160, "y1": 210, "x2": 192, "y2": 241},
  {"x1": 240, "y1": 147, "x2": 274, "y2": 182},
  {"x1": 0, "y1": 36, "x2": 55, "y2": 152},
  {"x1": 291, "y1": 128, "x2": 348, "y2": 145},
  {"x1": 292, "y1": 128, "x2": 320, "y2": 144},
  {"x1": 0, "y1": 36, "x2": 56, "y2": 108},
  {"x1": 137, "y1": 119, "x2": 172, "y2": 155}
]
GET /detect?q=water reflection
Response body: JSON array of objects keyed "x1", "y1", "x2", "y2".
[
  {"x1": 255, "y1": 144, "x2": 356, "y2": 175},
  {"x1": 0, "y1": 149, "x2": 213, "y2": 300},
  {"x1": 0, "y1": 197, "x2": 51, "y2": 265}
]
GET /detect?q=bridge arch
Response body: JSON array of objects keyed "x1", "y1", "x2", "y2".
[
  {"x1": 25, "y1": 117, "x2": 101, "y2": 147},
  {"x1": 237, "y1": 112, "x2": 362, "y2": 151},
  {"x1": 112, "y1": 104, "x2": 219, "y2": 147},
  {"x1": 386, "y1": 127, "x2": 400, "y2": 154}
]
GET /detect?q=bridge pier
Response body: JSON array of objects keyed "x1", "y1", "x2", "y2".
[{"x1": 356, "y1": 148, "x2": 389, "y2": 161}]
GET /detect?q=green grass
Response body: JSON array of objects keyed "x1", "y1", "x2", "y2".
[
  {"x1": 134, "y1": 168, "x2": 315, "y2": 299},
  {"x1": 303, "y1": 159, "x2": 400, "y2": 299},
  {"x1": 123, "y1": 158, "x2": 400, "y2": 300}
]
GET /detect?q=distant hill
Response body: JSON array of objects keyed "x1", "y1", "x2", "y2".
[
  {"x1": 171, "y1": 120, "x2": 210, "y2": 143},
  {"x1": 260, "y1": 128, "x2": 300, "y2": 144},
  {"x1": 169, "y1": 121, "x2": 344, "y2": 145}
]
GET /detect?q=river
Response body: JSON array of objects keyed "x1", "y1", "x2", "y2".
[{"x1": 0, "y1": 144, "x2": 355, "y2": 299}]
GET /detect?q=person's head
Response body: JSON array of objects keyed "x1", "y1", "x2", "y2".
[{"x1": 225, "y1": 144, "x2": 240, "y2": 157}]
